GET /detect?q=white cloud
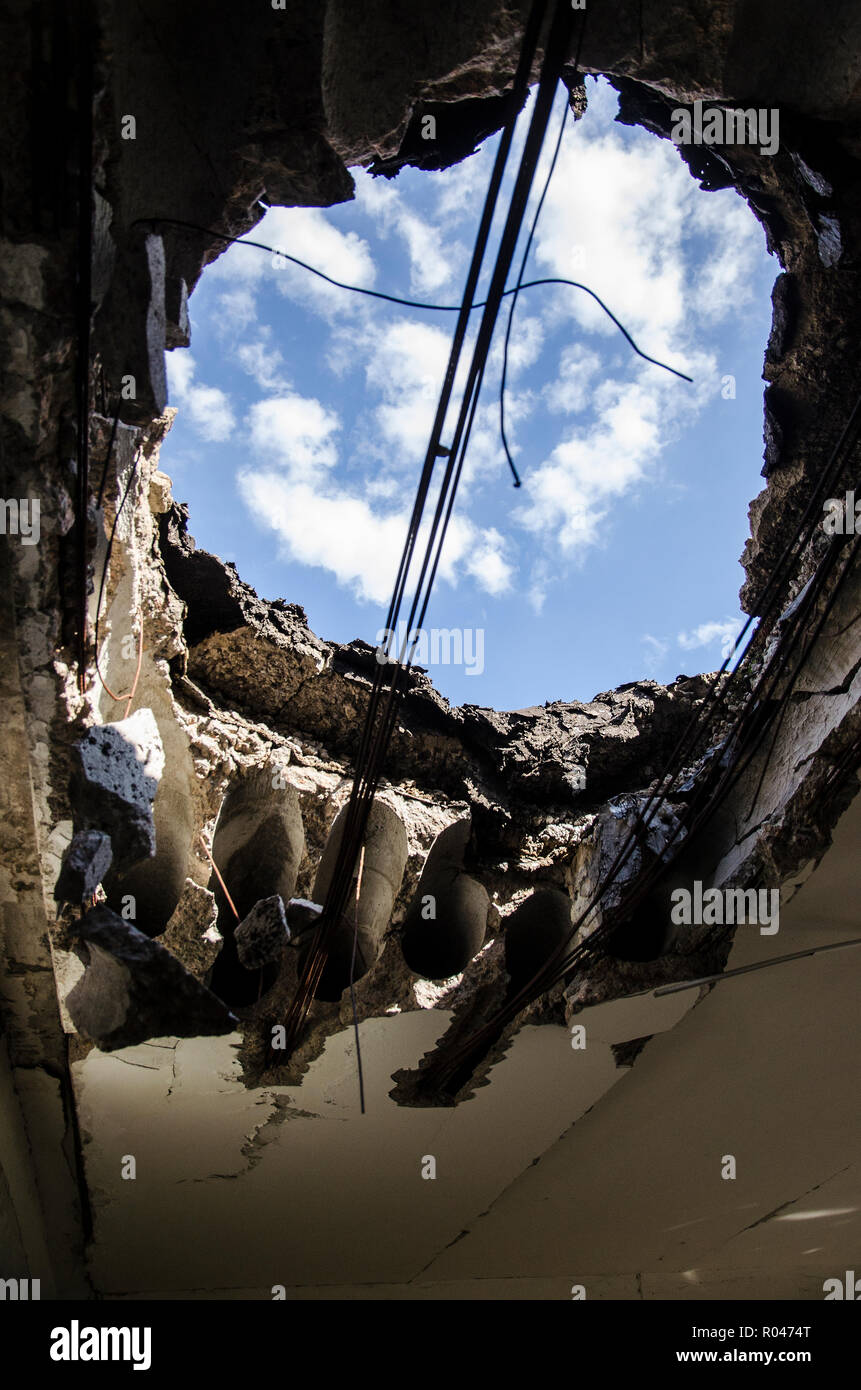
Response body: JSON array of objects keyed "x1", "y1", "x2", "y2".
[
  {"x1": 237, "y1": 381, "x2": 513, "y2": 604},
  {"x1": 543, "y1": 344, "x2": 602, "y2": 414},
  {"x1": 678, "y1": 617, "x2": 744, "y2": 658},
  {"x1": 641, "y1": 634, "x2": 670, "y2": 674},
  {"x1": 247, "y1": 394, "x2": 340, "y2": 479},
  {"x1": 518, "y1": 375, "x2": 664, "y2": 553},
  {"x1": 238, "y1": 469, "x2": 406, "y2": 604},
  {"x1": 363, "y1": 318, "x2": 453, "y2": 458},
  {"x1": 488, "y1": 312, "x2": 545, "y2": 379},
  {"x1": 464, "y1": 527, "x2": 513, "y2": 595},
  {"x1": 266, "y1": 206, "x2": 376, "y2": 318},
  {"x1": 532, "y1": 131, "x2": 689, "y2": 354},
  {"x1": 199, "y1": 204, "x2": 376, "y2": 332},
  {"x1": 166, "y1": 350, "x2": 194, "y2": 396},
  {"x1": 182, "y1": 76, "x2": 774, "y2": 627},
  {"x1": 505, "y1": 76, "x2": 764, "y2": 560},
  {"x1": 166, "y1": 351, "x2": 235, "y2": 442},
  {"x1": 357, "y1": 176, "x2": 459, "y2": 296},
  {"x1": 235, "y1": 333, "x2": 290, "y2": 393},
  {"x1": 215, "y1": 285, "x2": 259, "y2": 331}
]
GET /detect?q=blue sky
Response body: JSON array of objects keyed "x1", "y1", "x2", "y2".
[{"x1": 162, "y1": 77, "x2": 777, "y2": 711}]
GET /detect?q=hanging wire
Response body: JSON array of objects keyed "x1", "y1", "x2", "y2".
[
  {"x1": 500, "y1": 7, "x2": 590, "y2": 486},
  {"x1": 274, "y1": 0, "x2": 577, "y2": 1062},
  {"x1": 348, "y1": 846, "x2": 367, "y2": 1114},
  {"x1": 415, "y1": 391, "x2": 861, "y2": 1098},
  {"x1": 129, "y1": 219, "x2": 692, "y2": 389}
]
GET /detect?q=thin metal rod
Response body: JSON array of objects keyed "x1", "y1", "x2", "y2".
[
  {"x1": 198, "y1": 834, "x2": 241, "y2": 922},
  {"x1": 349, "y1": 846, "x2": 367, "y2": 1115},
  {"x1": 652, "y1": 936, "x2": 861, "y2": 996}
]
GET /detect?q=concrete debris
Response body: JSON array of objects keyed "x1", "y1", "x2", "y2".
[
  {"x1": 160, "y1": 878, "x2": 223, "y2": 980},
  {"x1": 66, "y1": 906, "x2": 236, "y2": 1050},
  {"x1": 285, "y1": 898, "x2": 323, "y2": 940},
  {"x1": 70, "y1": 710, "x2": 164, "y2": 874},
  {"x1": 54, "y1": 830, "x2": 113, "y2": 905},
  {"x1": 235, "y1": 895, "x2": 291, "y2": 971}
]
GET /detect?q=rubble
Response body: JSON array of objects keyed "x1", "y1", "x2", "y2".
[
  {"x1": 69, "y1": 711, "x2": 164, "y2": 874},
  {"x1": 160, "y1": 878, "x2": 223, "y2": 980},
  {"x1": 54, "y1": 830, "x2": 113, "y2": 906},
  {"x1": 235, "y1": 895, "x2": 290, "y2": 971},
  {"x1": 66, "y1": 906, "x2": 236, "y2": 1050}
]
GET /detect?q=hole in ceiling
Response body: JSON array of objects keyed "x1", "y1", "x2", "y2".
[{"x1": 157, "y1": 76, "x2": 778, "y2": 714}]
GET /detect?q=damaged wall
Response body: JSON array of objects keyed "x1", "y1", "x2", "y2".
[{"x1": 0, "y1": 0, "x2": 859, "y2": 1298}]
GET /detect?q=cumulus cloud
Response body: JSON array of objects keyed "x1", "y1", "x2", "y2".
[
  {"x1": 266, "y1": 207, "x2": 376, "y2": 318},
  {"x1": 507, "y1": 76, "x2": 762, "y2": 561},
  {"x1": 201, "y1": 204, "x2": 376, "y2": 331},
  {"x1": 543, "y1": 344, "x2": 602, "y2": 414},
  {"x1": 357, "y1": 176, "x2": 459, "y2": 296},
  {"x1": 240, "y1": 462, "x2": 512, "y2": 605},
  {"x1": 237, "y1": 382, "x2": 511, "y2": 604},
  {"x1": 166, "y1": 351, "x2": 235, "y2": 441},
  {"x1": 463, "y1": 526, "x2": 513, "y2": 595},
  {"x1": 518, "y1": 375, "x2": 664, "y2": 552},
  {"x1": 363, "y1": 318, "x2": 453, "y2": 458},
  {"x1": 238, "y1": 470, "x2": 407, "y2": 603},
  {"x1": 678, "y1": 617, "x2": 744, "y2": 659},
  {"x1": 247, "y1": 394, "x2": 340, "y2": 478},
  {"x1": 190, "y1": 75, "x2": 772, "y2": 623},
  {"x1": 235, "y1": 332, "x2": 290, "y2": 393}
]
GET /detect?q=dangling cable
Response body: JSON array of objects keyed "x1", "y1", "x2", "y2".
[
  {"x1": 348, "y1": 846, "x2": 367, "y2": 1115},
  {"x1": 277, "y1": 0, "x2": 577, "y2": 1060},
  {"x1": 500, "y1": 7, "x2": 589, "y2": 486}
]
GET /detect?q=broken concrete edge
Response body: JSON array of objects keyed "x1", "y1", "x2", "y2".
[
  {"x1": 41, "y1": 411, "x2": 860, "y2": 1103},
  {"x1": 66, "y1": 906, "x2": 237, "y2": 1052},
  {"x1": 4, "y1": 0, "x2": 860, "y2": 1114},
  {"x1": 54, "y1": 830, "x2": 113, "y2": 905},
  {"x1": 235, "y1": 896, "x2": 291, "y2": 971},
  {"x1": 69, "y1": 710, "x2": 163, "y2": 875}
]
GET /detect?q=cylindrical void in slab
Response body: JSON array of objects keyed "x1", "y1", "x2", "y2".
[
  {"x1": 400, "y1": 819, "x2": 489, "y2": 980},
  {"x1": 210, "y1": 767, "x2": 305, "y2": 919},
  {"x1": 305, "y1": 798, "x2": 407, "y2": 1001},
  {"x1": 208, "y1": 767, "x2": 305, "y2": 1005},
  {"x1": 503, "y1": 887, "x2": 573, "y2": 991}
]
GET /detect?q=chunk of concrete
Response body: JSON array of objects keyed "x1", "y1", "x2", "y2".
[
  {"x1": 70, "y1": 709, "x2": 164, "y2": 874},
  {"x1": 235, "y1": 895, "x2": 290, "y2": 970},
  {"x1": 159, "y1": 878, "x2": 223, "y2": 980},
  {"x1": 54, "y1": 830, "x2": 113, "y2": 905},
  {"x1": 285, "y1": 897, "x2": 323, "y2": 940},
  {"x1": 66, "y1": 906, "x2": 235, "y2": 1050}
]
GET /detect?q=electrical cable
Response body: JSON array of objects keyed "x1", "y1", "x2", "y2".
[
  {"x1": 129, "y1": 217, "x2": 692, "y2": 387},
  {"x1": 417, "y1": 393, "x2": 861, "y2": 1097},
  {"x1": 499, "y1": 102, "x2": 569, "y2": 487},
  {"x1": 75, "y1": 0, "x2": 95, "y2": 691},
  {"x1": 499, "y1": 7, "x2": 590, "y2": 486},
  {"x1": 328, "y1": 0, "x2": 579, "y2": 963},
  {"x1": 348, "y1": 847, "x2": 367, "y2": 1114},
  {"x1": 106, "y1": 7, "x2": 856, "y2": 1100},
  {"x1": 276, "y1": 0, "x2": 577, "y2": 1060},
  {"x1": 433, "y1": 528, "x2": 860, "y2": 1098}
]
